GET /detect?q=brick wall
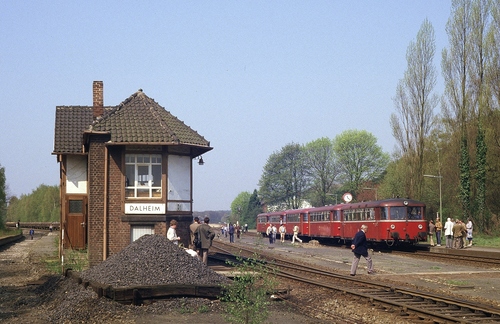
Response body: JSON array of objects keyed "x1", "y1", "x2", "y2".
[
  {"x1": 107, "y1": 147, "x2": 130, "y2": 256},
  {"x1": 87, "y1": 136, "x2": 107, "y2": 267},
  {"x1": 93, "y1": 81, "x2": 103, "y2": 119},
  {"x1": 87, "y1": 140, "x2": 195, "y2": 266}
]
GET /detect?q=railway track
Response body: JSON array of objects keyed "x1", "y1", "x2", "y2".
[
  {"x1": 212, "y1": 240, "x2": 500, "y2": 323},
  {"x1": 392, "y1": 250, "x2": 500, "y2": 267},
  {"x1": 5, "y1": 221, "x2": 59, "y2": 230}
]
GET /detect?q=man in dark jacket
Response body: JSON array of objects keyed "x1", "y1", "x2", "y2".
[
  {"x1": 189, "y1": 217, "x2": 201, "y2": 251},
  {"x1": 228, "y1": 223, "x2": 235, "y2": 243},
  {"x1": 350, "y1": 224, "x2": 374, "y2": 276},
  {"x1": 195, "y1": 217, "x2": 216, "y2": 265}
]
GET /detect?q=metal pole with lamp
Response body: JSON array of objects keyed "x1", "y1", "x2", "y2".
[{"x1": 423, "y1": 174, "x2": 442, "y2": 224}]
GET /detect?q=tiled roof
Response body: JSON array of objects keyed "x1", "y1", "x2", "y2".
[
  {"x1": 53, "y1": 106, "x2": 114, "y2": 154},
  {"x1": 53, "y1": 90, "x2": 212, "y2": 155}
]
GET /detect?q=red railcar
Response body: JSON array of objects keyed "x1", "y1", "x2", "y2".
[{"x1": 257, "y1": 198, "x2": 428, "y2": 246}]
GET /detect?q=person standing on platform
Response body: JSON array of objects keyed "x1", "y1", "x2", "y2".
[
  {"x1": 195, "y1": 217, "x2": 216, "y2": 265},
  {"x1": 452, "y1": 219, "x2": 463, "y2": 249},
  {"x1": 460, "y1": 219, "x2": 467, "y2": 248},
  {"x1": 435, "y1": 217, "x2": 442, "y2": 246},
  {"x1": 444, "y1": 217, "x2": 454, "y2": 248},
  {"x1": 466, "y1": 218, "x2": 473, "y2": 246},
  {"x1": 428, "y1": 220, "x2": 436, "y2": 246},
  {"x1": 350, "y1": 224, "x2": 374, "y2": 276}
]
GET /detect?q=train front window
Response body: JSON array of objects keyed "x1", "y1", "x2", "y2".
[
  {"x1": 407, "y1": 207, "x2": 422, "y2": 220},
  {"x1": 389, "y1": 207, "x2": 406, "y2": 220},
  {"x1": 381, "y1": 207, "x2": 388, "y2": 220},
  {"x1": 389, "y1": 206, "x2": 423, "y2": 220}
]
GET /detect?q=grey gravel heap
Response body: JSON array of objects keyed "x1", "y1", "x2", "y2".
[{"x1": 80, "y1": 234, "x2": 228, "y2": 287}]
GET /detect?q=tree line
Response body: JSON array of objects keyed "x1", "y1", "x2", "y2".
[
  {"x1": 232, "y1": 0, "x2": 500, "y2": 234},
  {"x1": 390, "y1": 0, "x2": 500, "y2": 234},
  {"x1": 4, "y1": 184, "x2": 60, "y2": 224}
]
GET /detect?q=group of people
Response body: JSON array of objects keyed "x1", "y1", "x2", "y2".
[
  {"x1": 166, "y1": 217, "x2": 216, "y2": 265},
  {"x1": 219, "y1": 223, "x2": 247, "y2": 243},
  {"x1": 428, "y1": 217, "x2": 473, "y2": 249},
  {"x1": 265, "y1": 223, "x2": 302, "y2": 244},
  {"x1": 444, "y1": 217, "x2": 473, "y2": 249}
]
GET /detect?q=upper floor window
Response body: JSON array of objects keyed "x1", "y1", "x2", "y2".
[{"x1": 125, "y1": 154, "x2": 162, "y2": 198}]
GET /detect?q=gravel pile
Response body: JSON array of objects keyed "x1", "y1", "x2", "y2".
[{"x1": 80, "y1": 234, "x2": 228, "y2": 287}]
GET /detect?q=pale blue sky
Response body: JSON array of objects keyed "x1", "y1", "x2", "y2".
[{"x1": 0, "y1": 1, "x2": 451, "y2": 211}]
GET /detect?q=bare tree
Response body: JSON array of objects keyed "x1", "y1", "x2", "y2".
[
  {"x1": 441, "y1": 0, "x2": 475, "y2": 220},
  {"x1": 441, "y1": 0, "x2": 495, "y2": 223},
  {"x1": 391, "y1": 18, "x2": 437, "y2": 200}
]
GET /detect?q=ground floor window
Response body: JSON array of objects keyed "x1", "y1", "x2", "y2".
[{"x1": 131, "y1": 225, "x2": 155, "y2": 242}]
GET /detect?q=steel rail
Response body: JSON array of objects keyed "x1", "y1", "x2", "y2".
[{"x1": 402, "y1": 250, "x2": 500, "y2": 267}]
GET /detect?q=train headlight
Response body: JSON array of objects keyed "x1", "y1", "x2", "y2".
[
  {"x1": 390, "y1": 224, "x2": 395, "y2": 230},
  {"x1": 418, "y1": 224, "x2": 423, "y2": 230}
]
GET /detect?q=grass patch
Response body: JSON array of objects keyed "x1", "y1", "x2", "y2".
[
  {"x1": 471, "y1": 234, "x2": 500, "y2": 247},
  {"x1": 45, "y1": 258, "x2": 62, "y2": 274},
  {"x1": 430, "y1": 266, "x2": 441, "y2": 270},
  {"x1": 0, "y1": 228, "x2": 21, "y2": 238},
  {"x1": 63, "y1": 249, "x2": 89, "y2": 272},
  {"x1": 447, "y1": 279, "x2": 469, "y2": 286},
  {"x1": 42, "y1": 236, "x2": 89, "y2": 274}
]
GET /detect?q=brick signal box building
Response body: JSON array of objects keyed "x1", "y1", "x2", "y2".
[{"x1": 53, "y1": 81, "x2": 212, "y2": 266}]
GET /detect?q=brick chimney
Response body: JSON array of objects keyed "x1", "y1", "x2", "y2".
[{"x1": 93, "y1": 81, "x2": 104, "y2": 119}]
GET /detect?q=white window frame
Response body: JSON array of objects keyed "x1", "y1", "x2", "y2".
[
  {"x1": 131, "y1": 225, "x2": 155, "y2": 242},
  {"x1": 125, "y1": 154, "x2": 162, "y2": 199}
]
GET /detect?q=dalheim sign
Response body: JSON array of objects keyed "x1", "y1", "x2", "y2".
[{"x1": 125, "y1": 203, "x2": 166, "y2": 214}]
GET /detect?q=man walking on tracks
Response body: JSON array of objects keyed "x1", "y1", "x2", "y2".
[{"x1": 350, "y1": 224, "x2": 374, "y2": 276}]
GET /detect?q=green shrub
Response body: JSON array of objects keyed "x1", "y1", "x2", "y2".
[{"x1": 220, "y1": 254, "x2": 278, "y2": 324}]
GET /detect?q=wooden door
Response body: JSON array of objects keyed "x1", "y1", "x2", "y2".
[{"x1": 65, "y1": 196, "x2": 87, "y2": 249}]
